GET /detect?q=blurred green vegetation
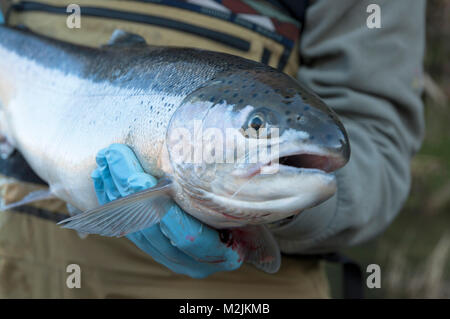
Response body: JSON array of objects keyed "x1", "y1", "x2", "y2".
[{"x1": 327, "y1": 0, "x2": 450, "y2": 298}]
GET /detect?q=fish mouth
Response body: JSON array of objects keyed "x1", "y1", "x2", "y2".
[
  {"x1": 209, "y1": 148, "x2": 344, "y2": 225},
  {"x1": 274, "y1": 152, "x2": 347, "y2": 173},
  {"x1": 239, "y1": 148, "x2": 348, "y2": 178}
]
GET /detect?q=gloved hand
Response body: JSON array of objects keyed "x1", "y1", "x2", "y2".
[{"x1": 91, "y1": 143, "x2": 242, "y2": 278}]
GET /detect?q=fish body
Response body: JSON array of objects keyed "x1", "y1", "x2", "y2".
[
  {"x1": 0, "y1": 27, "x2": 224, "y2": 213},
  {"x1": 0, "y1": 27, "x2": 350, "y2": 272}
]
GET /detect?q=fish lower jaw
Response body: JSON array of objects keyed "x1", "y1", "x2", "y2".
[
  {"x1": 202, "y1": 187, "x2": 336, "y2": 226},
  {"x1": 262, "y1": 163, "x2": 330, "y2": 175}
]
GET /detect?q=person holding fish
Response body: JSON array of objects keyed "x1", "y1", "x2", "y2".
[{"x1": 0, "y1": 0, "x2": 425, "y2": 298}]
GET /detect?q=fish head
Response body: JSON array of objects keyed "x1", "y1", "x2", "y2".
[{"x1": 166, "y1": 67, "x2": 350, "y2": 226}]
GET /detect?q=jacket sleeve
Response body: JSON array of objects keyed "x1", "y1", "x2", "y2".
[{"x1": 271, "y1": 0, "x2": 426, "y2": 253}]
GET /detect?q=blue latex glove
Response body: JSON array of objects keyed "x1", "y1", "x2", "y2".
[{"x1": 91, "y1": 144, "x2": 242, "y2": 278}]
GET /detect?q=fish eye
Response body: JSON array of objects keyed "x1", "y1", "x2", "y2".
[
  {"x1": 240, "y1": 108, "x2": 280, "y2": 139},
  {"x1": 248, "y1": 114, "x2": 265, "y2": 131}
]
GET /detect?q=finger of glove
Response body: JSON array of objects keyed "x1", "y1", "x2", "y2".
[
  {"x1": 91, "y1": 168, "x2": 109, "y2": 205},
  {"x1": 94, "y1": 148, "x2": 121, "y2": 202},
  {"x1": 121, "y1": 172, "x2": 158, "y2": 197},
  {"x1": 103, "y1": 144, "x2": 147, "y2": 196},
  {"x1": 126, "y1": 226, "x2": 182, "y2": 265},
  {"x1": 127, "y1": 227, "x2": 220, "y2": 278},
  {"x1": 159, "y1": 206, "x2": 242, "y2": 270}
]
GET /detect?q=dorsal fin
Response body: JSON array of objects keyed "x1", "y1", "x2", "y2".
[{"x1": 103, "y1": 29, "x2": 147, "y2": 48}]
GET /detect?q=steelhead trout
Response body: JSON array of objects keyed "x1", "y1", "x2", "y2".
[{"x1": 0, "y1": 27, "x2": 350, "y2": 273}]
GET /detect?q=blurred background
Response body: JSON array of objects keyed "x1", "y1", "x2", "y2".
[{"x1": 327, "y1": 0, "x2": 450, "y2": 298}]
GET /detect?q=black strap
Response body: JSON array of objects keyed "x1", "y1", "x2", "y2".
[
  {"x1": 315, "y1": 252, "x2": 364, "y2": 299},
  {"x1": 11, "y1": 204, "x2": 68, "y2": 223},
  {"x1": 276, "y1": 0, "x2": 309, "y2": 27},
  {"x1": 0, "y1": 150, "x2": 47, "y2": 185}
]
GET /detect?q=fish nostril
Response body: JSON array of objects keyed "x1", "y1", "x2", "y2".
[{"x1": 296, "y1": 114, "x2": 302, "y2": 121}]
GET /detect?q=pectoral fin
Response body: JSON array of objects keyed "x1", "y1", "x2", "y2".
[
  {"x1": 228, "y1": 225, "x2": 281, "y2": 274},
  {"x1": 66, "y1": 203, "x2": 88, "y2": 239},
  {"x1": 1, "y1": 189, "x2": 55, "y2": 210},
  {"x1": 58, "y1": 178, "x2": 173, "y2": 237}
]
